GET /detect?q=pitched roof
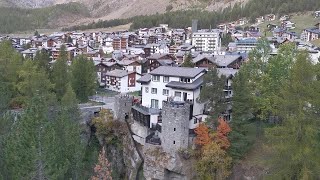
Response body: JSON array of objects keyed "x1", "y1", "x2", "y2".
[
  {"x1": 137, "y1": 74, "x2": 151, "y2": 83},
  {"x1": 105, "y1": 69, "x2": 133, "y2": 78},
  {"x1": 165, "y1": 77, "x2": 203, "y2": 90},
  {"x1": 215, "y1": 55, "x2": 241, "y2": 67},
  {"x1": 147, "y1": 53, "x2": 170, "y2": 60},
  {"x1": 150, "y1": 66, "x2": 206, "y2": 78},
  {"x1": 217, "y1": 68, "x2": 239, "y2": 78}
]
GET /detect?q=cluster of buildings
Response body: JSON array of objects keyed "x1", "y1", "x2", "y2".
[{"x1": 1, "y1": 13, "x2": 320, "y2": 162}]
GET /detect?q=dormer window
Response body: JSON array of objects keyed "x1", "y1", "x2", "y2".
[
  {"x1": 180, "y1": 78, "x2": 191, "y2": 83},
  {"x1": 152, "y1": 75, "x2": 160, "y2": 82}
]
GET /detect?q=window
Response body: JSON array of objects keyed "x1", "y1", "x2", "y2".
[
  {"x1": 152, "y1": 75, "x2": 160, "y2": 82},
  {"x1": 163, "y1": 76, "x2": 169, "y2": 82},
  {"x1": 163, "y1": 89, "x2": 169, "y2": 96},
  {"x1": 145, "y1": 87, "x2": 149, "y2": 93},
  {"x1": 173, "y1": 141, "x2": 176, "y2": 144},
  {"x1": 180, "y1": 78, "x2": 191, "y2": 83},
  {"x1": 151, "y1": 88, "x2": 157, "y2": 94},
  {"x1": 175, "y1": 91, "x2": 181, "y2": 98},
  {"x1": 174, "y1": 128, "x2": 176, "y2": 131},
  {"x1": 151, "y1": 99, "x2": 159, "y2": 109}
]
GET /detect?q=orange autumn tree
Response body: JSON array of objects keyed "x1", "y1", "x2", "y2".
[
  {"x1": 91, "y1": 147, "x2": 112, "y2": 180},
  {"x1": 194, "y1": 123, "x2": 211, "y2": 147},
  {"x1": 214, "y1": 117, "x2": 232, "y2": 150}
]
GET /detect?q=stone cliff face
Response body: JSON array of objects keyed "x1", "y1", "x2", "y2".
[{"x1": 142, "y1": 144, "x2": 196, "y2": 180}]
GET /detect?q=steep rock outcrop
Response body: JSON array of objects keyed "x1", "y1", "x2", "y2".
[{"x1": 142, "y1": 144, "x2": 196, "y2": 180}]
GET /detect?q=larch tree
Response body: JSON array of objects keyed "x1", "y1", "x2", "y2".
[
  {"x1": 71, "y1": 55, "x2": 96, "y2": 103},
  {"x1": 194, "y1": 123, "x2": 211, "y2": 148},
  {"x1": 91, "y1": 147, "x2": 112, "y2": 180},
  {"x1": 214, "y1": 117, "x2": 231, "y2": 150},
  {"x1": 196, "y1": 142, "x2": 232, "y2": 180},
  {"x1": 4, "y1": 95, "x2": 51, "y2": 179},
  {"x1": 0, "y1": 40, "x2": 23, "y2": 109},
  {"x1": 265, "y1": 51, "x2": 320, "y2": 179},
  {"x1": 44, "y1": 84, "x2": 84, "y2": 179},
  {"x1": 34, "y1": 49, "x2": 51, "y2": 72},
  {"x1": 51, "y1": 45, "x2": 70, "y2": 101},
  {"x1": 16, "y1": 60, "x2": 54, "y2": 105}
]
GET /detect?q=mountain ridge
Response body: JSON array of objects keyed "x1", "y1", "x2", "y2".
[{"x1": 0, "y1": 0, "x2": 247, "y2": 20}]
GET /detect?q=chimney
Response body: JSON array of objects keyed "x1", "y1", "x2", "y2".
[{"x1": 192, "y1": 19, "x2": 198, "y2": 33}]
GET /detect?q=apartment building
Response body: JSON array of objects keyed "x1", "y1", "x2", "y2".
[{"x1": 191, "y1": 29, "x2": 221, "y2": 53}]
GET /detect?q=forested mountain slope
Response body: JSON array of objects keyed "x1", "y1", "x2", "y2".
[{"x1": 1, "y1": 0, "x2": 320, "y2": 33}]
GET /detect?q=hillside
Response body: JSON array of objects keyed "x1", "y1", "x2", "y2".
[
  {"x1": 0, "y1": 0, "x2": 247, "y2": 21},
  {"x1": 0, "y1": 2, "x2": 90, "y2": 33},
  {"x1": 1, "y1": 0, "x2": 320, "y2": 34}
]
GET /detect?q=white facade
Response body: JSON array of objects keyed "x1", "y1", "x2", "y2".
[
  {"x1": 106, "y1": 72, "x2": 141, "y2": 93},
  {"x1": 192, "y1": 29, "x2": 221, "y2": 53},
  {"x1": 140, "y1": 69, "x2": 205, "y2": 117}
]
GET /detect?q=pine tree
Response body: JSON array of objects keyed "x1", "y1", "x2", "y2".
[
  {"x1": 34, "y1": 49, "x2": 51, "y2": 72},
  {"x1": 71, "y1": 55, "x2": 96, "y2": 103},
  {"x1": 199, "y1": 68, "x2": 226, "y2": 121},
  {"x1": 44, "y1": 84, "x2": 84, "y2": 179},
  {"x1": 4, "y1": 95, "x2": 51, "y2": 179},
  {"x1": 196, "y1": 142, "x2": 232, "y2": 180},
  {"x1": 51, "y1": 45, "x2": 69, "y2": 101},
  {"x1": 265, "y1": 51, "x2": 320, "y2": 179},
  {"x1": 0, "y1": 40, "x2": 23, "y2": 108},
  {"x1": 228, "y1": 68, "x2": 255, "y2": 159},
  {"x1": 181, "y1": 53, "x2": 194, "y2": 67},
  {"x1": 16, "y1": 60, "x2": 54, "y2": 105}
]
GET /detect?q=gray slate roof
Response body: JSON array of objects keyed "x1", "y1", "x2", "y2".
[
  {"x1": 137, "y1": 74, "x2": 151, "y2": 83},
  {"x1": 105, "y1": 69, "x2": 133, "y2": 78},
  {"x1": 217, "y1": 68, "x2": 239, "y2": 78},
  {"x1": 166, "y1": 77, "x2": 203, "y2": 90},
  {"x1": 150, "y1": 66, "x2": 206, "y2": 78}
]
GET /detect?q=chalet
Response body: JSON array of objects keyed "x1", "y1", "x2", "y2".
[
  {"x1": 143, "y1": 53, "x2": 175, "y2": 73},
  {"x1": 302, "y1": 22, "x2": 320, "y2": 42},
  {"x1": 267, "y1": 23, "x2": 278, "y2": 31},
  {"x1": 51, "y1": 46, "x2": 77, "y2": 61},
  {"x1": 255, "y1": 16, "x2": 264, "y2": 23},
  {"x1": 144, "y1": 44, "x2": 169, "y2": 56},
  {"x1": 248, "y1": 26, "x2": 260, "y2": 32},
  {"x1": 314, "y1": 11, "x2": 320, "y2": 18},
  {"x1": 118, "y1": 59, "x2": 142, "y2": 74},
  {"x1": 192, "y1": 54, "x2": 242, "y2": 69},
  {"x1": 283, "y1": 31, "x2": 298, "y2": 41},
  {"x1": 21, "y1": 48, "x2": 38, "y2": 59},
  {"x1": 265, "y1": 14, "x2": 276, "y2": 21},
  {"x1": 280, "y1": 15, "x2": 290, "y2": 21},
  {"x1": 273, "y1": 28, "x2": 287, "y2": 38},
  {"x1": 105, "y1": 69, "x2": 141, "y2": 93},
  {"x1": 235, "y1": 38, "x2": 259, "y2": 53},
  {"x1": 281, "y1": 21, "x2": 295, "y2": 30},
  {"x1": 95, "y1": 61, "x2": 122, "y2": 86}
]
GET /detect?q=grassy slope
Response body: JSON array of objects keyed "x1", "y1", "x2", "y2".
[
  {"x1": 257, "y1": 12, "x2": 319, "y2": 36},
  {"x1": 0, "y1": 2, "x2": 90, "y2": 34}
]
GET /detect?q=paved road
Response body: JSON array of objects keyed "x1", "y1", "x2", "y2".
[{"x1": 90, "y1": 95, "x2": 115, "y2": 112}]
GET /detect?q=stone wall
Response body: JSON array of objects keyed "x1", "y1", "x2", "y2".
[
  {"x1": 114, "y1": 95, "x2": 133, "y2": 121},
  {"x1": 161, "y1": 101, "x2": 191, "y2": 155}
]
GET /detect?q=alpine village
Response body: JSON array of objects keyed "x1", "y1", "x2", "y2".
[{"x1": 1, "y1": 0, "x2": 320, "y2": 179}]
